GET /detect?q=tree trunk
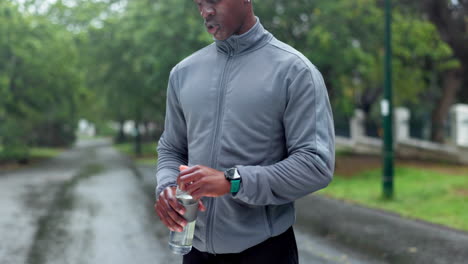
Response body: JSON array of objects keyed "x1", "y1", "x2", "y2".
[
  {"x1": 116, "y1": 120, "x2": 126, "y2": 143},
  {"x1": 358, "y1": 86, "x2": 382, "y2": 137},
  {"x1": 134, "y1": 121, "x2": 142, "y2": 157},
  {"x1": 430, "y1": 69, "x2": 462, "y2": 143},
  {"x1": 143, "y1": 121, "x2": 151, "y2": 141},
  {"x1": 419, "y1": 0, "x2": 467, "y2": 142}
]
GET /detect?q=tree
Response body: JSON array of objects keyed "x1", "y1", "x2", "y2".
[
  {"x1": 79, "y1": 0, "x2": 211, "y2": 154},
  {"x1": 0, "y1": 1, "x2": 83, "y2": 162},
  {"x1": 421, "y1": 0, "x2": 467, "y2": 142},
  {"x1": 256, "y1": 0, "x2": 456, "y2": 137},
  {"x1": 395, "y1": 0, "x2": 467, "y2": 142}
]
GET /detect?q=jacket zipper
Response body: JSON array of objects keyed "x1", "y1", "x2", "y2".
[{"x1": 206, "y1": 47, "x2": 234, "y2": 254}]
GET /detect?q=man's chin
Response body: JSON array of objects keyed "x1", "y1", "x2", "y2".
[{"x1": 213, "y1": 33, "x2": 229, "y2": 41}]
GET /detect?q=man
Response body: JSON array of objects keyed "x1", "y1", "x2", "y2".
[{"x1": 154, "y1": 0, "x2": 335, "y2": 263}]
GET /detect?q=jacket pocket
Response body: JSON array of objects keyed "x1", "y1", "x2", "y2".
[{"x1": 212, "y1": 196, "x2": 273, "y2": 253}]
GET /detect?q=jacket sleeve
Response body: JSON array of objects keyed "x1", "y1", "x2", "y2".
[
  {"x1": 234, "y1": 65, "x2": 335, "y2": 206},
  {"x1": 155, "y1": 70, "x2": 188, "y2": 199}
]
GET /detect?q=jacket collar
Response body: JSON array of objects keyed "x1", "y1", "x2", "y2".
[{"x1": 215, "y1": 17, "x2": 272, "y2": 56}]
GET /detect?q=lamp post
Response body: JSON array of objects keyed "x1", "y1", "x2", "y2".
[{"x1": 382, "y1": 0, "x2": 394, "y2": 199}]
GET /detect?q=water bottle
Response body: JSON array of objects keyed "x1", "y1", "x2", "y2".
[{"x1": 168, "y1": 186, "x2": 199, "y2": 255}]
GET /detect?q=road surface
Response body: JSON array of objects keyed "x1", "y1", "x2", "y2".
[{"x1": 0, "y1": 138, "x2": 386, "y2": 264}]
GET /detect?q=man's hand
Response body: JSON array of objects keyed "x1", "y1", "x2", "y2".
[
  {"x1": 154, "y1": 186, "x2": 187, "y2": 232},
  {"x1": 154, "y1": 166, "x2": 207, "y2": 231},
  {"x1": 177, "y1": 165, "x2": 230, "y2": 200}
]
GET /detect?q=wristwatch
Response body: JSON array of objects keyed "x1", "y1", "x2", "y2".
[{"x1": 224, "y1": 168, "x2": 242, "y2": 194}]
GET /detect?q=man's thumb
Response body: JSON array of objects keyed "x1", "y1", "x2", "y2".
[{"x1": 179, "y1": 165, "x2": 189, "y2": 171}]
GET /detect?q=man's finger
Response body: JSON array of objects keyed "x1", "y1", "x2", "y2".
[
  {"x1": 184, "y1": 177, "x2": 204, "y2": 194},
  {"x1": 198, "y1": 200, "x2": 206, "y2": 212},
  {"x1": 162, "y1": 210, "x2": 184, "y2": 232},
  {"x1": 167, "y1": 208, "x2": 187, "y2": 227},
  {"x1": 168, "y1": 195, "x2": 186, "y2": 215},
  {"x1": 158, "y1": 198, "x2": 184, "y2": 230},
  {"x1": 164, "y1": 187, "x2": 185, "y2": 214},
  {"x1": 178, "y1": 165, "x2": 198, "y2": 177},
  {"x1": 179, "y1": 165, "x2": 189, "y2": 171},
  {"x1": 179, "y1": 171, "x2": 204, "y2": 187},
  {"x1": 156, "y1": 201, "x2": 180, "y2": 231},
  {"x1": 159, "y1": 211, "x2": 179, "y2": 232},
  {"x1": 156, "y1": 187, "x2": 186, "y2": 231},
  {"x1": 190, "y1": 187, "x2": 207, "y2": 200},
  {"x1": 177, "y1": 166, "x2": 198, "y2": 187}
]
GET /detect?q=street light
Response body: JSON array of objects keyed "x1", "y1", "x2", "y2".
[{"x1": 382, "y1": 0, "x2": 394, "y2": 199}]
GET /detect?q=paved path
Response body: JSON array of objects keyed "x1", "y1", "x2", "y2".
[
  {"x1": 1, "y1": 139, "x2": 387, "y2": 264},
  {"x1": 296, "y1": 195, "x2": 468, "y2": 264},
  {"x1": 0, "y1": 139, "x2": 178, "y2": 264}
]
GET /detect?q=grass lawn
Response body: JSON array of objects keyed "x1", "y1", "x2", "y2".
[
  {"x1": 0, "y1": 146, "x2": 64, "y2": 170},
  {"x1": 0, "y1": 145, "x2": 63, "y2": 159},
  {"x1": 30, "y1": 147, "x2": 64, "y2": 159},
  {"x1": 114, "y1": 142, "x2": 157, "y2": 166},
  {"x1": 318, "y1": 165, "x2": 468, "y2": 232}
]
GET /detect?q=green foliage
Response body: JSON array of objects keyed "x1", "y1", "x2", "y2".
[
  {"x1": 87, "y1": 0, "x2": 457, "y2": 137},
  {"x1": 0, "y1": 1, "x2": 82, "y2": 162},
  {"x1": 256, "y1": 0, "x2": 458, "y2": 130},
  {"x1": 0, "y1": 119, "x2": 30, "y2": 162},
  {"x1": 84, "y1": 0, "x2": 211, "y2": 128},
  {"x1": 1, "y1": 0, "x2": 464, "y2": 161}
]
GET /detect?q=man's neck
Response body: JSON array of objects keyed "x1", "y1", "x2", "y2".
[{"x1": 235, "y1": 13, "x2": 256, "y2": 36}]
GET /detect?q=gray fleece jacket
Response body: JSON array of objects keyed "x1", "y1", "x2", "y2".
[{"x1": 156, "y1": 18, "x2": 335, "y2": 254}]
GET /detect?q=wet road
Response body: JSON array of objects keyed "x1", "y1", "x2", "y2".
[{"x1": 0, "y1": 139, "x2": 386, "y2": 264}]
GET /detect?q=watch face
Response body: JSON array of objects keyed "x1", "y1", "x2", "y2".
[{"x1": 226, "y1": 168, "x2": 236, "y2": 179}]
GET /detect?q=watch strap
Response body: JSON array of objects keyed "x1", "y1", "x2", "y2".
[
  {"x1": 225, "y1": 168, "x2": 241, "y2": 194},
  {"x1": 230, "y1": 178, "x2": 241, "y2": 194}
]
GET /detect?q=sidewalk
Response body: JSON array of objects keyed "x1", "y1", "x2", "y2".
[{"x1": 296, "y1": 195, "x2": 468, "y2": 264}]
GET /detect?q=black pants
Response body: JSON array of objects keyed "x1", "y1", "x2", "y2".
[{"x1": 183, "y1": 226, "x2": 298, "y2": 264}]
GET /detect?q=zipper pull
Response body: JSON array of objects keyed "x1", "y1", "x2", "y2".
[{"x1": 228, "y1": 44, "x2": 233, "y2": 57}]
